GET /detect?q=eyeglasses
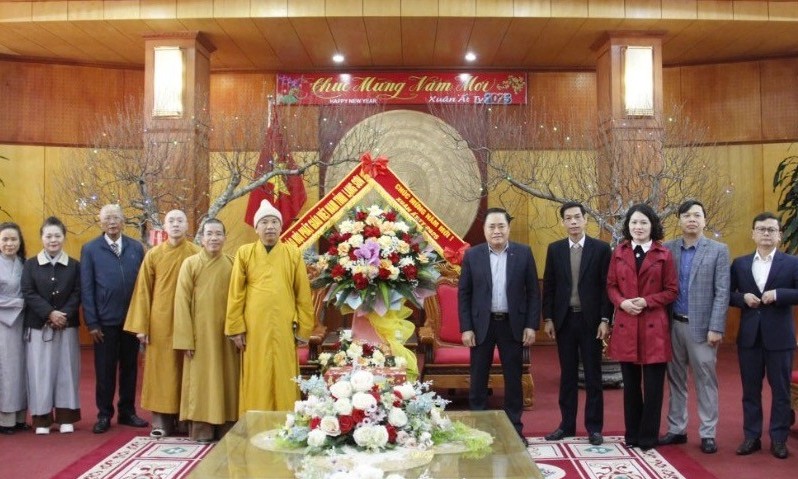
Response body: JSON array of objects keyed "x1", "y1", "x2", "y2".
[{"x1": 754, "y1": 227, "x2": 779, "y2": 234}]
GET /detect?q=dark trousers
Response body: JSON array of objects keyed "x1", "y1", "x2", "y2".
[
  {"x1": 94, "y1": 325, "x2": 140, "y2": 419},
  {"x1": 556, "y1": 311, "x2": 604, "y2": 434},
  {"x1": 738, "y1": 343, "x2": 794, "y2": 443},
  {"x1": 469, "y1": 319, "x2": 524, "y2": 436},
  {"x1": 620, "y1": 361, "x2": 666, "y2": 448}
]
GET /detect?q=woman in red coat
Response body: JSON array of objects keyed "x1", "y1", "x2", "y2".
[{"x1": 607, "y1": 203, "x2": 678, "y2": 450}]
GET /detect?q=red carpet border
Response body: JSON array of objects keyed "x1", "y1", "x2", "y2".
[{"x1": 526, "y1": 435, "x2": 718, "y2": 479}]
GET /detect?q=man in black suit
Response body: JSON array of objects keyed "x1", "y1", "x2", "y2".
[
  {"x1": 459, "y1": 207, "x2": 540, "y2": 445},
  {"x1": 542, "y1": 202, "x2": 612, "y2": 446},
  {"x1": 729, "y1": 212, "x2": 798, "y2": 459}
]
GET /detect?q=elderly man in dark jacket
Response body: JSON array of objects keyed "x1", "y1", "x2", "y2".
[{"x1": 80, "y1": 204, "x2": 147, "y2": 433}]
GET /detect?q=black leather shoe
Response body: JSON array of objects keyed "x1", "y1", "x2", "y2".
[
  {"x1": 736, "y1": 438, "x2": 761, "y2": 455},
  {"x1": 658, "y1": 432, "x2": 687, "y2": 445},
  {"x1": 700, "y1": 438, "x2": 717, "y2": 454},
  {"x1": 93, "y1": 417, "x2": 110, "y2": 434},
  {"x1": 588, "y1": 432, "x2": 604, "y2": 446},
  {"x1": 0, "y1": 426, "x2": 14, "y2": 435},
  {"x1": 119, "y1": 414, "x2": 149, "y2": 428},
  {"x1": 770, "y1": 441, "x2": 788, "y2": 459},
  {"x1": 14, "y1": 423, "x2": 31, "y2": 431},
  {"x1": 544, "y1": 428, "x2": 573, "y2": 441}
]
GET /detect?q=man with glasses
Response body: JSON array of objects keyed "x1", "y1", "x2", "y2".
[{"x1": 729, "y1": 212, "x2": 798, "y2": 459}]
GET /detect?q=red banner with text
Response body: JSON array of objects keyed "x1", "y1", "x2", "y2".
[
  {"x1": 276, "y1": 72, "x2": 527, "y2": 105},
  {"x1": 281, "y1": 154, "x2": 469, "y2": 265}
]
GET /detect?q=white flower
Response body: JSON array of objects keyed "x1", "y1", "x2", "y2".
[
  {"x1": 318, "y1": 352, "x2": 332, "y2": 367},
  {"x1": 346, "y1": 342, "x2": 363, "y2": 360},
  {"x1": 327, "y1": 473, "x2": 353, "y2": 479},
  {"x1": 337, "y1": 242, "x2": 351, "y2": 255},
  {"x1": 394, "y1": 221, "x2": 410, "y2": 233},
  {"x1": 431, "y1": 407, "x2": 451, "y2": 428},
  {"x1": 348, "y1": 234, "x2": 364, "y2": 248},
  {"x1": 418, "y1": 431, "x2": 433, "y2": 449},
  {"x1": 307, "y1": 428, "x2": 327, "y2": 447},
  {"x1": 385, "y1": 474, "x2": 404, "y2": 479},
  {"x1": 387, "y1": 407, "x2": 408, "y2": 428},
  {"x1": 340, "y1": 329, "x2": 353, "y2": 341},
  {"x1": 350, "y1": 370, "x2": 375, "y2": 392},
  {"x1": 319, "y1": 416, "x2": 341, "y2": 436},
  {"x1": 353, "y1": 424, "x2": 389, "y2": 450},
  {"x1": 351, "y1": 392, "x2": 377, "y2": 410},
  {"x1": 284, "y1": 413, "x2": 295, "y2": 428},
  {"x1": 329, "y1": 380, "x2": 354, "y2": 399},
  {"x1": 394, "y1": 356, "x2": 407, "y2": 368},
  {"x1": 371, "y1": 350, "x2": 385, "y2": 367},
  {"x1": 333, "y1": 397, "x2": 353, "y2": 415},
  {"x1": 338, "y1": 219, "x2": 356, "y2": 234},
  {"x1": 333, "y1": 351, "x2": 348, "y2": 365},
  {"x1": 397, "y1": 257, "x2": 415, "y2": 267},
  {"x1": 396, "y1": 241, "x2": 410, "y2": 254},
  {"x1": 351, "y1": 465, "x2": 385, "y2": 479},
  {"x1": 417, "y1": 253, "x2": 429, "y2": 264},
  {"x1": 395, "y1": 430, "x2": 414, "y2": 447},
  {"x1": 393, "y1": 383, "x2": 416, "y2": 400}
]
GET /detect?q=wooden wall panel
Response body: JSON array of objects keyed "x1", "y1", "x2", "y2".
[
  {"x1": 760, "y1": 57, "x2": 798, "y2": 141},
  {"x1": 677, "y1": 61, "x2": 762, "y2": 142},
  {"x1": 0, "y1": 60, "x2": 143, "y2": 145}
]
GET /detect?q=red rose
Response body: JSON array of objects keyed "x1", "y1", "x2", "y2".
[
  {"x1": 352, "y1": 409, "x2": 366, "y2": 424},
  {"x1": 309, "y1": 417, "x2": 321, "y2": 429},
  {"x1": 385, "y1": 211, "x2": 397, "y2": 221},
  {"x1": 363, "y1": 343, "x2": 375, "y2": 356},
  {"x1": 386, "y1": 424, "x2": 397, "y2": 443},
  {"x1": 328, "y1": 245, "x2": 339, "y2": 255},
  {"x1": 402, "y1": 264, "x2": 418, "y2": 280},
  {"x1": 389, "y1": 253, "x2": 400, "y2": 264},
  {"x1": 338, "y1": 415, "x2": 354, "y2": 434},
  {"x1": 356, "y1": 211, "x2": 368, "y2": 221},
  {"x1": 364, "y1": 225, "x2": 381, "y2": 238},
  {"x1": 371, "y1": 391, "x2": 381, "y2": 402},
  {"x1": 331, "y1": 264, "x2": 346, "y2": 280},
  {"x1": 348, "y1": 250, "x2": 357, "y2": 260},
  {"x1": 378, "y1": 267, "x2": 391, "y2": 280},
  {"x1": 353, "y1": 273, "x2": 369, "y2": 290},
  {"x1": 411, "y1": 243, "x2": 420, "y2": 253},
  {"x1": 402, "y1": 233, "x2": 412, "y2": 243}
]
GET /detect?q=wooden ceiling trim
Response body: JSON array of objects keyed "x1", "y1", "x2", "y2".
[
  {"x1": 732, "y1": 1, "x2": 769, "y2": 20},
  {"x1": 325, "y1": 0, "x2": 364, "y2": 17},
  {"x1": 215, "y1": 17, "x2": 281, "y2": 70},
  {"x1": 139, "y1": 0, "x2": 178, "y2": 19},
  {"x1": 550, "y1": 0, "x2": 588, "y2": 18},
  {"x1": 103, "y1": 0, "x2": 142, "y2": 20},
  {"x1": 400, "y1": 16, "x2": 437, "y2": 66},
  {"x1": 290, "y1": 16, "x2": 338, "y2": 67},
  {"x1": 624, "y1": 0, "x2": 663, "y2": 19},
  {"x1": 67, "y1": 1, "x2": 104, "y2": 21},
  {"x1": 363, "y1": 0, "x2": 399, "y2": 17},
  {"x1": 439, "y1": 0, "x2": 476, "y2": 17},
  {"x1": 588, "y1": 0, "x2": 624, "y2": 18},
  {"x1": 661, "y1": 0, "x2": 699, "y2": 20},
  {"x1": 251, "y1": 17, "x2": 313, "y2": 70},
  {"x1": 177, "y1": 0, "x2": 213, "y2": 18},
  {"x1": 0, "y1": 1, "x2": 32, "y2": 21},
  {"x1": 768, "y1": 1, "x2": 798, "y2": 20},
  {"x1": 567, "y1": 17, "x2": 623, "y2": 68},
  {"x1": 432, "y1": 17, "x2": 474, "y2": 66},
  {"x1": 475, "y1": 0, "x2": 513, "y2": 17},
  {"x1": 363, "y1": 16, "x2": 402, "y2": 66},
  {"x1": 212, "y1": 0, "x2": 249, "y2": 18},
  {"x1": 106, "y1": 19, "x2": 156, "y2": 47},
  {"x1": 696, "y1": 0, "x2": 734, "y2": 20},
  {"x1": 327, "y1": 16, "x2": 372, "y2": 66},
  {"x1": 250, "y1": 0, "x2": 288, "y2": 17},
  {"x1": 401, "y1": 0, "x2": 438, "y2": 17},
  {"x1": 31, "y1": 0, "x2": 67, "y2": 21},
  {"x1": 287, "y1": 0, "x2": 324, "y2": 17},
  {"x1": 513, "y1": 0, "x2": 551, "y2": 18},
  {"x1": 467, "y1": 17, "x2": 511, "y2": 65}
]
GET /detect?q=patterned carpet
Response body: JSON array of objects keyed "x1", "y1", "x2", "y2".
[
  {"x1": 53, "y1": 434, "x2": 716, "y2": 479},
  {"x1": 53, "y1": 436, "x2": 213, "y2": 479},
  {"x1": 527, "y1": 435, "x2": 717, "y2": 479}
]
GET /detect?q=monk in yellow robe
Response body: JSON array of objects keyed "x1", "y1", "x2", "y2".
[
  {"x1": 226, "y1": 200, "x2": 314, "y2": 413},
  {"x1": 173, "y1": 219, "x2": 239, "y2": 442},
  {"x1": 124, "y1": 210, "x2": 200, "y2": 437}
]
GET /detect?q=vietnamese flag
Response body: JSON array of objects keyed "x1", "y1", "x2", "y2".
[{"x1": 244, "y1": 103, "x2": 307, "y2": 226}]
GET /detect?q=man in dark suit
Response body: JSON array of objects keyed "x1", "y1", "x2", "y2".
[
  {"x1": 81, "y1": 204, "x2": 148, "y2": 434},
  {"x1": 729, "y1": 212, "x2": 798, "y2": 459},
  {"x1": 459, "y1": 207, "x2": 540, "y2": 445},
  {"x1": 542, "y1": 202, "x2": 612, "y2": 446}
]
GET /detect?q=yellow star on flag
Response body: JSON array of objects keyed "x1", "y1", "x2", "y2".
[{"x1": 266, "y1": 152, "x2": 291, "y2": 199}]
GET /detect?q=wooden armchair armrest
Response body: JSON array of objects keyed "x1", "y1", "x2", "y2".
[
  {"x1": 306, "y1": 325, "x2": 328, "y2": 361},
  {"x1": 418, "y1": 326, "x2": 435, "y2": 363}
]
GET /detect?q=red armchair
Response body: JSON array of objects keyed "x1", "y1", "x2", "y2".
[{"x1": 418, "y1": 274, "x2": 535, "y2": 409}]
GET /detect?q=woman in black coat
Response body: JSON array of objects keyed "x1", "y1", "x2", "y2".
[{"x1": 21, "y1": 216, "x2": 81, "y2": 435}]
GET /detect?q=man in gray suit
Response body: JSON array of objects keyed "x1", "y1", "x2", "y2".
[{"x1": 659, "y1": 200, "x2": 730, "y2": 454}]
